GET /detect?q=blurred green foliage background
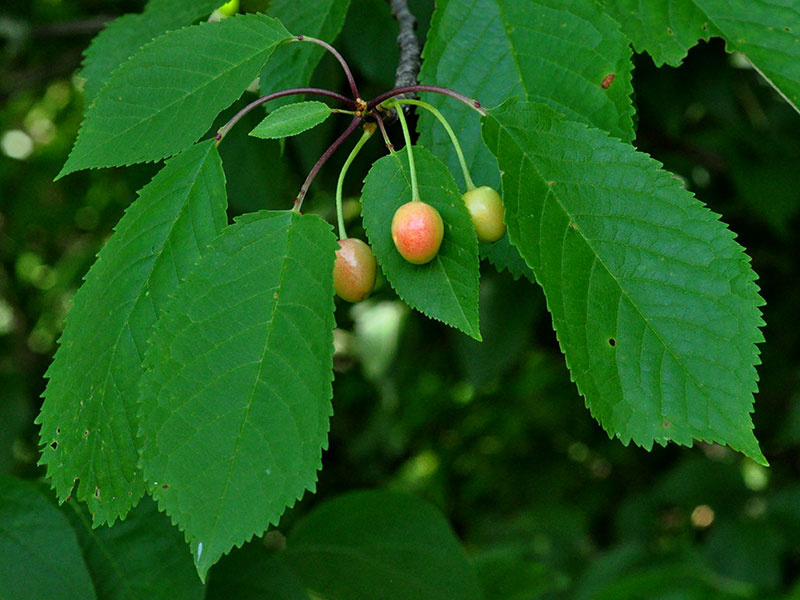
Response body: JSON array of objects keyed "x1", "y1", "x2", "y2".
[{"x1": 2, "y1": 1, "x2": 800, "y2": 598}]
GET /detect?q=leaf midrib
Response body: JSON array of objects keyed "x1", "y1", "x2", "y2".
[
  {"x1": 73, "y1": 17, "x2": 287, "y2": 165},
  {"x1": 202, "y1": 213, "x2": 295, "y2": 562},
  {"x1": 496, "y1": 116, "x2": 741, "y2": 431},
  {"x1": 50, "y1": 144, "x2": 217, "y2": 518}
]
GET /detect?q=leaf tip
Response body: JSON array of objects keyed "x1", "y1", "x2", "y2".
[
  {"x1": 54, "y1": 161, "x2": 75, "y2": 181},
  {"x1": 745, "y1": 443, "x2": 769, "y2": 467},
  {"x1": 193, "y1": 541, "x2": 211, "y2": 583}
]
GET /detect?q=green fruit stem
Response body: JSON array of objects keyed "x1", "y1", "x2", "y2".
[
  {"x1": 389, "y1": 99, "x2": 420, "y2": 202},
  {"x1": 393, "y1": 98, "x2": 476, "y2": 191},
  {"x1": 336, "y1": 125, "x2": 375, "y2": 240},
  {"x1": 367, "y1": 85, "x2": 487, "y2": 116}
]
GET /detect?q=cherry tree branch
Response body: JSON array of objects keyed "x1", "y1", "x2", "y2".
[
  {"x1": 390, "y1": 0, "x2": 421, "y2": 95},
  {"x1": 384, "y1": 0, "x2": 421, "y2": 122}
]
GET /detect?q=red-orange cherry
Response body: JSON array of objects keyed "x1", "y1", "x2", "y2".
[
  {"x1": 390, "y1": 201, "x2": 444, "y2": 265},
  {"x1": 462, "y1": 185, "x2": 506, "y2": 243},
  {"x1": 333, "y1": 238, "x2": 377, "y2": 302}
]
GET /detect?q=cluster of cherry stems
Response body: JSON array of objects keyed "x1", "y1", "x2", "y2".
[{"x1": 215, "y1": 35, "x2": 507, "y2": 302}]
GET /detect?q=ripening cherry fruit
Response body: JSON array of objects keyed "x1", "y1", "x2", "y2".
[
  {"x1": 333, "y1": 238, "x2": 377, "y2": 302},
  {"x1": 391, "y1": 201, "x2": 444, "y2": 265},
  {"x1": 462, "y1": 186, "x2": 506, "y2": 243},
  {"x1": 217, "y1": 0, "x2": 240, "y2": 16}
]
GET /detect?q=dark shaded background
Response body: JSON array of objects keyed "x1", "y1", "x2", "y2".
[{"x1": 2, "y1": 1, "x2": 799, "y2": 598}]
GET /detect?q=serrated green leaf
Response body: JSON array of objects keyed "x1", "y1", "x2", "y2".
[
  {"x1": 259, "y1": 0, "x2": 351, "y2": 106},
  {"x1": 480, "y1": 236, "x2": 535, "y2": 282},
  {"x1": 79, "y1": 0, "x2": 223, "y2": 103},
  {"x1": 138, "y1": 210, "x2": 338, "y2": 580},
  {"x1": 59, "y1": 14, "x2": 292, "y2": 177},
  {"x1": 64, "y1": 496, "x2": 204, "y2": 600},
  {"x1": 37, "y1": 140, "x2": 228, "y2": 525},
  {"x1": 282, "y1": 490, "x2": 482, "y2": 600},
  {"x1": 696, "y1": 0, "x2": 800, "y2": 113},
  {"x1": 417, "y1": 0, "x2": 634, "y2": 278},
  {"x1": 0, "y1": 476, "x2": 96, "y2": 600},
  {"x1": 600, "y1": 0, "x2": 800, "y2": 112},
  {"x1": 598, "y1": 0, "x2": 712, "y2": 67},
  {"x1": 249, "y1": 101, "x2": 333, "y2": 139},
  {"x1": 482, "y1": 98, "x2": 766, "y2": 463},
  {"x1": 361, "y1": 147, "x2": 481, "y2": 340}
]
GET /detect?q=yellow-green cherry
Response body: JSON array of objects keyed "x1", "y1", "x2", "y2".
[
  {"x1": 462, "y1": 186, "x2": 506, "y2": 243},
  {"x1": 391, "y1": 201, "x2": 444, "y2": 264},
  {"x1": 217, "y1": 0, "x2": 239, "y2": 16}
]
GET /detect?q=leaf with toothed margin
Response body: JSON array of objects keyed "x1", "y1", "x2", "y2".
[
  {"x1": 361, "y1": 147, "x2": 481, "y2": 340},
  {"x1": 36, "y1": 140, "x2": 228, "y2": 526},
  {"x1": 597, "y1": 0, "x2": 712, "y2": 67},
  {"x1": 259, "y1": 0, "x2": 352, "y2": 108},
  {"x1": 78, "y1": 0, "x2": 224, "y2": 104},
  {"x1": 482, "y1": 98, "x2": 766, "y2": 464},
  {"x1": 416, "y1": 0, "x2": 634, "y2": 278},
  {"x1": 691, "y1": 0, "x2": 800, "y2": 113},
  {"x1": 59, "y1": 14, "x2": 292, "y2": 178},
  {"x1": 138, "y1": 210, "x2": 338, "y2": 580},
  {"x1": 417, "y1": 0, "x2": 635, "y2": 187},
  {"x1": 600, "y1": 0, "x2": 800, "y2": 113},
  {"x1": 480, "y1": 237, "x2": 535, "y2": 283}
]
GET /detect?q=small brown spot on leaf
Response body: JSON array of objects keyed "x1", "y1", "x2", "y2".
[
  {"x1": 548, "y1": 181, "x2": 556, "y2": 186},
  {"x1": 663, "y1": 420, "x2": 671, "y2": 428},
  {"x1": 162, "y1": 484, "x2": 169, "y2": 489},
  {"x1": 601, "y1": 73, "x2": 615, "y2": 89}
]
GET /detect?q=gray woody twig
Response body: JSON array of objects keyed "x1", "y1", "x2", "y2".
[{"x1": 386, "y1": 0, "x2": 421, "y2": 121}]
